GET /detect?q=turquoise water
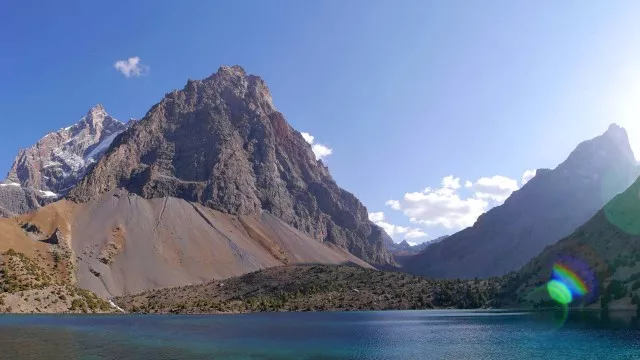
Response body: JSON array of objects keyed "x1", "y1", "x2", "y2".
[{"x1": 0, "y1": 310, "x2": 639, "y2": 359}]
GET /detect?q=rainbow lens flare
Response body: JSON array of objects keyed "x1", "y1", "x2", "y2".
[
  {"x1": 552, "y1": 263, "x2": 588, "y2": 296},
  {"x1": 546, "y1": 262, "x2": 589, "y2": 305},
  {"x1": 546, "y1": 280, "x2": 572, "y2": 304}
]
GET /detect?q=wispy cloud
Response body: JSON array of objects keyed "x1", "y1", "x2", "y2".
[{"x1": 114, "y1": 57, "x2": 149, "y2": 78}]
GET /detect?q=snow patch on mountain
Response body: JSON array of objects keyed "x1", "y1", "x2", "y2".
[
  {"x1": 85, "y1": 130, "x2": 123, "y2": 164},
  {"x1": 38, "y1": 190, "x2": 58, "y2": 198},
  {"x1": 2, "y1": 105, "x2": 127, "y2": 211}
]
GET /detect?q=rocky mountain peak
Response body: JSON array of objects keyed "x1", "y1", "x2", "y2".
[
  {"x1": 73, "y1": 104, "x2": 122, "y2": 135},
  {"x1": 199, "y1": 65, "x2": 276, "y2": 114},
  {"x1": 87, "y1": 103, "x2": 106, "y2": 117},
  {"x1": 560, "y1": 124, "x2": 636, "y2": 172},
  {"x1": 604, "y1": 122, "x2": 627, "y2": 138},
  {"x1": 216, "y1": 64, "x2": 248, "y2": 77},
  {"x1": 82, "y1": 104, "x2": 107, "y2": 128},
  {"x1": 2, "y1": 105, "x2": 127, "y2": 215},
  {"x1": 69, "y1": 66, "x2": 393, "y2": 265}
]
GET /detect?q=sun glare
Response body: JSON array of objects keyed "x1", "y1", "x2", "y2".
[{"x1": 609, "y1": 67, "x2": 640, "y2": 160}]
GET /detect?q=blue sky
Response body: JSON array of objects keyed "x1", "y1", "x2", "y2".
[{"x1": 3, "y1": 1, "x2": 640, "y2": 243}]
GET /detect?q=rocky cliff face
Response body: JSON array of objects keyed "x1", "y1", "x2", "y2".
[
  {"x1": 0, "y1": 105, "x2": 127, "y2": 217},
  {"x1": 404, "y1": 124, "x2": 639, "y2": 278},
  {"x1": 69, "y1": 66, "x2": 393, "y2": 265},
  {"x1": 0, "y1": 184, "x2": 42, "y2": 217}
]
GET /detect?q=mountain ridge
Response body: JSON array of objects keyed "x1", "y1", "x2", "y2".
[{"x1": 404, "y1": 124, "x2": 639, "y2": 278}]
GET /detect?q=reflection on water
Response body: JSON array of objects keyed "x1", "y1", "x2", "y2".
[{"x1": 0, "y1": 311, "x2": 639, "y2": 359}]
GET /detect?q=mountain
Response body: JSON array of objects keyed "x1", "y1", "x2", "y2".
[
  {"x1": 386, "y1": 236, "x2": 449, "y2": 256},
  {"x1": 0, "y1": 105, "x2": 127, "y2": 217},
  {"x1": 404, "y1": 124, "x2": 639, "y2": 279},
  {"x1": 392, "y1": 240, "x2": 427, "y2": 253},
  {"x1": 69, "y1": 65, "x2": 392, "y2": 266},
  {"x1": 503, "y1": 175, "x2": 640, "y2": 310},
  {"x1": 0, "y1": 66, "x2": 392, "y2": 300}
]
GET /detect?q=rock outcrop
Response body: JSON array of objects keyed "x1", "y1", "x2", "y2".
[
  {"x1": 69, "y1": 66, "x2": 392, "y2": 265},
  {"x1": 0, "y1": 183, "x2": 42, "y2": 217}
]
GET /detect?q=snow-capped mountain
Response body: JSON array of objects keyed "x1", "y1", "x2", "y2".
[{"x1": 0, "y1": 104, "x2": 127, "y2": 217}]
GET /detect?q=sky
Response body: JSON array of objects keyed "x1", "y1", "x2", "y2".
[{"x1": 3, "y1": 1, "x2": 640, "y2": 244}]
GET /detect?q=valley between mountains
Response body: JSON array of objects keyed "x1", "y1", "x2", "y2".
[{"x1": 2, "y1": 65, "x2": 640, "y2": 314}]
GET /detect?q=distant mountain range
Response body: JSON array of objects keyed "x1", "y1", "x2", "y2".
[
  {"x1": 0, "y1": 105, "x2": 127, "y2": 217},
  {"x1": 404, "y1": 124, "x2": 639, "y2": 279},
  {"x1": 385, "y1": 236, "x2": 449, "y2": 257}
]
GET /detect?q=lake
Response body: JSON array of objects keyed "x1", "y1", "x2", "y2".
[{"x1": 0, "y1": 310, "x2": 639, "y2": 359}]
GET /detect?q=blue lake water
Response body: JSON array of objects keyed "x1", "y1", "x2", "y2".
[{"x1": 0, "y1": 310, "x2": 639, "y2": 359}]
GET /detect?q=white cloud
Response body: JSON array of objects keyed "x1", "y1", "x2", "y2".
[
  {"x1": 301, "y1": 131, "x2": 333, "y2": 160},
  {"x1": 385, "y1": 199, "x2": 401, "y2": 210},
  {"x1": 405, "y1": 229, "x2": 428, "y2": 239},
  {"x1": 114, "y1": 57, "x2": 149, "y2": 78},
  {"x1": 368, "y1": 211, "x2": 385, "y2": 222},
  {"x1": 399, "y1": 185, "x2": 489, "y2": 229},
  {"x1": 442, "y1": 175, "x2": 461, "y2": 189},
  {"x1": 367, "y1": 212, "x2": 428, "y2": 241},
  {"x1": 521, "y1": 169, "x2": 537, "y2": 185},
  {"x1": 386, "y1": 174, "x2": 522, "y2": 231},
  {"x1": 301, "y1": 132, "x2": 314, "y2": 144},
  {"x1": 466, "y1": 175, "x2": 519, "y2": 202},
  {"x1": 312, "y1": 144, "x2": 333, "y2": 160}
]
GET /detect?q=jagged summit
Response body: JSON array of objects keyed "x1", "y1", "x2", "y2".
[
  {"x1": 69, "y1": 66, "x2": 393, "y2": 265},
  {"x1": 605, "y1": 122, "x2": 626, "y2": 137},
  {"x1": 0, "y1": 105, "x2": 127, "y2": 217},
  {"x1": 604, "y1": 122, "x2": 637, "y2": 161},
  {"x1": 215, "y1": 64, "x2": 248, "y2": 76},
  {"x1": 74, "y1": 104, "x2": 115, "y2": 131}
]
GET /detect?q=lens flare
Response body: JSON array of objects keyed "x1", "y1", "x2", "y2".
[
  {"x1": 551, "y1": 263, "x2": 588, "y2": 296},
  {"x1": 546, "y1": 260, "x2": 591, "y2": 307},
  {"x1": 547, "y1": 280, "x2": 573, "y2": 304},
  {"x1": 603, "y1": 179, "x2": 640, "y2": 236},
  {"x1": 549, "y1": 303, "x2": 570, "y2": 329}
]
